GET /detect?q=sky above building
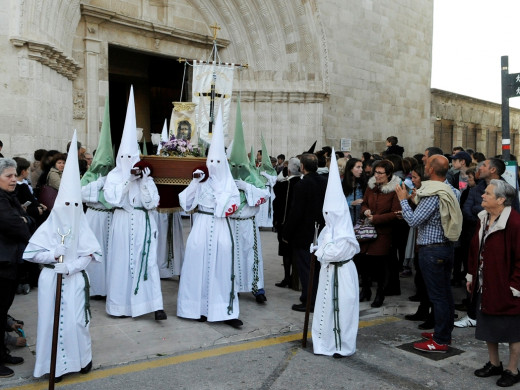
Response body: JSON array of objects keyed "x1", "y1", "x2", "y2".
[{"x1": 432, "y1": 0, "x2": 520, "y2": 108}]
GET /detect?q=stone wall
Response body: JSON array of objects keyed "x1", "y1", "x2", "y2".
[
  {"x1": 319, "y1": 0, "x2": 433, "y2": 157},
  {"x1": 1, "y1": 0, "x2": 434, "y2": 161},
  {"x1": 431, "y1": 89, "x2": 520, "y2": 157}
]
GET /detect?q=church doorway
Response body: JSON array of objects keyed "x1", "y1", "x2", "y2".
[{"x1": 108, "y1": 45, "x2": 189, "y2": 153}]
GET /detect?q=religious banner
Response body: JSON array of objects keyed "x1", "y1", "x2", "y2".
[
  {"x1": 170, "y1": 101, "x2": 196, "y2": 141},
  {"x1": 192, "y1": 61, "x2": 234, "y2": 147}
]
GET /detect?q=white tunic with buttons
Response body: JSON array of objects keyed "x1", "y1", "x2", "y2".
[
  {"x1": 27, "y1": 252, "x2": 95, "y2": 378},
  {"x1": 312, "y1": 230, "x2": 360, "y2": 357},
  {"x1": 104, "y1": 176, "x2": 164, "y2": 317},
  {"x1": 81, "y1": 180, "x2": 112, "y2": 296},
  {"x1": 229, "y1": 182, "x2": 270, "y2": 293},
  {"x1": 256, "y1": 174, "x2": 276, "y2": 228},
  {"x1": 177, "y1": 179, "x2": 240, "y2": 321}
]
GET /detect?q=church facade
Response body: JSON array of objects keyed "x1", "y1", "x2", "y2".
[{"x1": 1, "y1": 0, "x2": 434, "y2": 158}]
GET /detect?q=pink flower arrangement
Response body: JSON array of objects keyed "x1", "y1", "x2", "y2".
[{"x1": 160, "y1": 135, "x2": 200, "y2": 157}]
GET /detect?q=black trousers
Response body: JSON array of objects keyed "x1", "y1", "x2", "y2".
[
  {"x1": 292, "y1": 247, "x2": 320, "y2": 307},
  {"x1": 0, "y1": 277, "x2": 18, "y2": 361}
]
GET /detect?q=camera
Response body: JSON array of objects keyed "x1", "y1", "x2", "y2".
[{"x1": 130, "y1": 168, "x2": 142, "y2": 177}]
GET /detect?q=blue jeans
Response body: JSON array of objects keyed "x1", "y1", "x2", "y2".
[{"x1": 418, "y1": 245, "x2": 454, "y2": 345}]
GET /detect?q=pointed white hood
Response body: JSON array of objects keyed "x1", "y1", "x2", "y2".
[
  {"x1": 318, "y1": 148, "x2": 359, "y2": 260},
  {"x1": 107, "y1": 86, "x2": 140, "y2": 183},
  {"x1": 206, "y1": 107, "x2": 240, "y2": 216},
  {"x1": 24, "y1": 131, "x2": 102, "y2": 262},
  {"x1": 156, "y1": 118, "x2": 169, "y2": 155}
]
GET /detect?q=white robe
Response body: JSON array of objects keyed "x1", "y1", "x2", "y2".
[
  {"x1": 29, "y1": 251, "x2": 94, "y2": 378},
  {"x1": 177, "y1": 180, "x2": 240, "y2": 321},
  {"x1": 229, "y1": 183, "x2": 270, "y2": 293},
  {"x1": 104, "y1": 176, "x2": 164, "y2": 317},
  {"x1": 312, "y1": 231, "x2": 359, "y2": 357},
  {"x1": 81, "y1": 180, "x2": 112, "y2": 296},
  {"x1": 256, "y1": 174, "x2": 276, "y2": 228},
  {"x1": 154, "y1": 210, "x2": 185, "y2": 278}
]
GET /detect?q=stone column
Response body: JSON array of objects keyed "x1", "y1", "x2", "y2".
[{"x1": 84, "y1": 20, "x2": 102, "y2": 152}]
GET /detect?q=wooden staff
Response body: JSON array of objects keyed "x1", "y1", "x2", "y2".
[
  {"x1": 302, "y1": 222, "x2": 319, "y2": 348},
  {"x1": 49, "y1": 228, "x2": 70, "y2": 390}
]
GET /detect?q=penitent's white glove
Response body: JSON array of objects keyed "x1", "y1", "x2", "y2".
[
  {"x1": 142, "y1": 167, "x2": 151, "y2": 179},
  {"x1": 234, "y1": 180, "x2": 248, "y2": 191},
  {"x1": 53, "y1": 244, "x2": 67, "y2": 259},
  {"x1": 53, "y1": 263, "x2": 69, "y2": 275},
  {"x1": 95, "y1": 176, "x2": 106, "y2": 189},
  {"x1": 310, "y1": 244, "x2": 319, "y2": 253}
]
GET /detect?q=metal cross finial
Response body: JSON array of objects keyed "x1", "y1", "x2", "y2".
[
  {"x1": 57, "y1": 228, "x2": 71, "y2": 244},
  {"x1": 210, "y1": 23, "x2": 221, "y2": 41}
]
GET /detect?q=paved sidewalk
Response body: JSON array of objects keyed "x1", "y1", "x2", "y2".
[{"x1": 1, "y1": 219, "x2": 488, "y2": 389}]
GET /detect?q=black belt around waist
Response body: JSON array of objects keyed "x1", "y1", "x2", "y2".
[
  {"x1": 417, "y1": 242, "x2": 452, "y2": 249},
  {"x1": 330, "y1": 259, "x2": 352, "y2": 266}
]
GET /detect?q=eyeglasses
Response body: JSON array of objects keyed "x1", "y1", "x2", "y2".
[{"x1": 374, "y1": 171, "x2": 386, "y2": 175}]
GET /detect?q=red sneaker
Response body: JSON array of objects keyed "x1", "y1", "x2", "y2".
[
  {"x1": 420, "y1": 332, "x2": 452, "y2": 344},
  {"x1": 413, "y1": 339, "x2": 449, "y2": 353}
]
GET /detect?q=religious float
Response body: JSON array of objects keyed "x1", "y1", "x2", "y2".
[{"x1": 142, "y1": 23, "x2": 248, "y2": 209}]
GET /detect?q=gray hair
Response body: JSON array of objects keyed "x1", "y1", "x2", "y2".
[
  {"x1": 0, "y1": 158, "x2": 17, "y2": 175},
  {"x1": 287, "y1": 157, "x2": 300, "y2": 175},
  {"x1": 489, "y1": 179, "x2": 517, "y2": 207}
]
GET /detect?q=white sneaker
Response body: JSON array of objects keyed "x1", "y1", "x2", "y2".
[{"x1": 454, "y1": 315, "x2": 476, "y2": 328}]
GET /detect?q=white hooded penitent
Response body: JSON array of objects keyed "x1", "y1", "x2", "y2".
[
  {"x1": 206, "y1": 107, "x2": 240, "y2": 216},
  {"x1": 24, "y1": 130, "x2": 102, "y2": 262}
]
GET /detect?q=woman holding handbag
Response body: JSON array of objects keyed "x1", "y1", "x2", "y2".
[{"x1": 357, "y1": 160, "x2": 401, "y2": 307}]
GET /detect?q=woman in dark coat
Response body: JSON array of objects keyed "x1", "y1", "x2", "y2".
[
  {"x1": 0, "y1": 158, "x2": 32, "y2": 378},
  {"x1": 358, "y1": 160, "x2": 401, "y2": 308},
  {"x1": 468, "y1": 180, "x2": 520, "y2": 387}
]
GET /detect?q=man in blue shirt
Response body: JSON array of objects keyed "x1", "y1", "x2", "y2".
[{"x1": 396, "y1": 155, "x2": 462, "y2": 352}]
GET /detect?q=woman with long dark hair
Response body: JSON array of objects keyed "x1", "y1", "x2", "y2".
[{"x1": 342, "y1": 158, "x2": 366, "y2": 225}]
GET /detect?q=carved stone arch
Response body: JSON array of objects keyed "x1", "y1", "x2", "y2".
[
  {"x1": 187, "y1": 0, "x2": 329, "y2": 93},
  {"x1": 10, "y1": 0, "x2": 82, "y2": 80}
]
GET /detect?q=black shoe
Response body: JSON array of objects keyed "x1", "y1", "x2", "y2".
[
  {"x1": 54, "y1": 375, "x2": 62, "y2": 383},
  {"x1": 154, "y1": 310, "x2": 167, "y2": 321},
  {"x1": 0, "y1": 365, "x2": 14, "y2": 378},
  {"x1": 197, "y1": 315, "x2": 207, "y2": 322},
  {"x1": 2, "y1": 354, "x2": 23, "y2": 366},
  {"x1": 497, "y1": 369, "x2": 520, "y2": 387},
  {"x1": 474, "y1": 361, "x2": 503, "y2": 378},
  {"x1": 404, "y1": 310, "x2": 429, "y2": 322},
  {"x1": 292, "y1": 303, "x2": 313, "y2": 313},
  {"x1": 80, "y1": 361, "x2": 92, "y2": 374},
  {"x1": 90, "y1": 295, "x2": 106, "y2": 301},
  {"x1": 224, "y1": 319, "x2": 243, "y2": 328},
  {"x1": 408, "y1": 294, "x2": 421, "y2": 302},
  {"x1": 418, "y1": 320, "x2": 435, "y2": 330},
  {"x1": 332, "y1": 353, "x2": 344, "y2": 359},
  {"x1": 359, "y1": 288, "x2": 372, "y2": 302},
  {"x1": 371, "y1": 294, "x2": 384, "y2": 308},
  {"x1": 275, "y1": 280, "x2": 289, "y2": 288},
  {"x1": 255, "y1": 294, "x2": 267, "y2": 303}
]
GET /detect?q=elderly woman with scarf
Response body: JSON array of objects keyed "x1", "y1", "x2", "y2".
[
  {"x1": 468, "y1": 180, "x2": 520, "y2": 387},
  {"x1": 358, "y1": 159, "x2": 401, "y2": 308}
]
